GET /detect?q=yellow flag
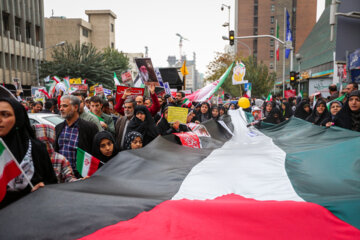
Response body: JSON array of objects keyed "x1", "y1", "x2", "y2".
[{"x1": 180, "y1": 60, "x2": 189, "y2": 76}]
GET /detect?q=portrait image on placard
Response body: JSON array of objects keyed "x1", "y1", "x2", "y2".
[{"x1": 135, "y1": 58, "x2": 159, "y2": 86}]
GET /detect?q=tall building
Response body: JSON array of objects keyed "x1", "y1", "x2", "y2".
[
  {"x1": 0, "y1": 0, "x2": 45, "y2": 93},
  {"x1": 45, "y1": 10, "x2": 116, "y2": 60},
  {"x1": 235, "y1": 0, "x2": 317, "y2": 82}
]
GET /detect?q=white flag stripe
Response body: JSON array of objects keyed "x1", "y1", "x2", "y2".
[
  {"x1": 81, "y1": 152, "x2": 92, "y2": 177},
  {"x1": 172, "y1": 109, "x2": 303, "y2": 202}
]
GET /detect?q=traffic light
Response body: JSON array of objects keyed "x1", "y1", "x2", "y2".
[
  {"x1": 290, "y1": 71, "x2": 299, "y2": 87},
  {"x1": 229, "y1": 30, "x2": 235, "y2": 46}
]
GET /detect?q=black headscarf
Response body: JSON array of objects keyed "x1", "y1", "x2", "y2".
[
  {"x1": 262, "y1": 101, "x2": 275, "y2": 118},
  {"x1": 195, "y1": 102, "x2": 211, "y2": 123},
  {"x1": 281, "y1": 102, "x2": 293, "y2": 119},
  {"x1": 334, "y1": 90, "x2": 360, "y2": 131},
  {"x1": 264, "y1": 107, "x2": 285, "y2": 124},
  {"x1": 211, "y1": 105, "x2": 219, "y2": 120},
  {"x1": 126, "y1": 105, "x2": 158, "y2": 146},
  {"x1": 92, "y1": 131, "x2": 118, "y2": 163},
  {"x1": 124, "y1": 131, "x2": 143, "y2": 150},
  {"x1": 294, "y1": 100, "x2": 312, "y2": 120},
  {"x1": 0, "y1": 97, "x2": 35, "y2": 163},
  {"x1": 305, "y1": 99, "x2": 330, "y2": 125}
]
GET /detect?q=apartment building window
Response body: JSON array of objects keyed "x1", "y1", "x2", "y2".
[
  {"x1": 270, "y1": 63, "x2": 274, "y2": 69},
  {"x1": 2, "y1": 12, "x2": 10, "y2": 35},
  {"x1": 111, "y1": 42, "x2": 114, "y2": 49},
  {"x1": 82, "y1": 28, "x2": 89, "y2": 37},
  {"x1": 254, "y1": 17, "x2": 258, "y2": 27},
  {"x1": 270, "y1": 50, "x2": 274, "y2": 58},
  {"x1": 26, "y1": 22, "x2": 31, "y2": 42},
  {"x1": 254, "y1": 0, "x2": 258, "y2": 6},
  {"x1": 270, "y1": 27, "x2": 274, "y2": 35},
  {"x1": 254, "y1": 5, "x2": 258, "y2": 16},
  {"x1": 15, "y1": 18, "x2": 21, "y2": 40},
  {"x1": 271, "y1": 4, "x2": 275, "y2": 12},
  {"x1": 270, "y1": 39, "x2": 274, "y2": 47},
  {"x1": 270, "y1": 16, "x2": 274, "y2": 24},
  {"x1": 111, "y1": 24, "x2": 114, "y2": 32},
  {"x1": 36, "y1": 26, "x2": 40, "y2": 44},
  {"x1": 253, "y1": 28, "x2": 258, "y2": 35}
]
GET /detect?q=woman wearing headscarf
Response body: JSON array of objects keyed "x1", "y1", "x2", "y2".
[
  {"x1": 0, "y1": 98, "x2": 57, "y2": 208},
  {"x1": 126, "y1": 105, "x2": 158, "y2": 146},
  {"x1": 320, "y1": 101, "x2": 342, "y2": 127},
  {"x1": 262, "y1": 101, "x2": 275, "y2": 119},
  {"x1": 156, "y1": 106, "x2": 189, "y2": 136},
  {"x1": 195, "y1": 102, "x2": 212, "y2": 123},
  {"x1": 218, "y1": 105, "x2": 227, "y2": 117},
  {"x1": 294, "y1": 100, "x2": 312, "y2": 120},
  {"x1": 211, "y1": 105, "x2": 220, "y2": 120},
  {"x1": 34, "y1": 124, "x2": 77, "y2": 183},
  {"x1": 124, "y1": 131, "x2": 143, "y2": 150},
  {"x1": 334, "y1": 90, "x2": 360, "y2": 132},
  {"x1": 281, "y1": 102, "x2": 293, "y2": 120},
  {"x1": 92, "y1": 131, "x2": 119, "y2": 164},
  {"x1": 263, "y1": 106, "x2": 285, "y2": 124},
  {"x1": 305, "y1": 99, "x2": 330, "y2": 125}
]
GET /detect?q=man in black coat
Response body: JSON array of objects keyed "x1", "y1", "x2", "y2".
[{"x1": 55, "y1": 95, "x2": 98, "y2": 178}]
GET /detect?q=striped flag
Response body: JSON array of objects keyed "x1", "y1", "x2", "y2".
[
  {"x1": 266, "y1": 93, "x2": 272, "y2": 102},
  {"x1": 76, "y1": 148, "x2": 100, "y2": 178},
  {"x1": 2, "y1": 110, "x2": 360, "y2": 239},
  {"x1": 63, "y1": 76, "x2": 70, "y2": 92},
  {"x1": 185, "y1": 62, "x2": 234, "y2": 102},
  {"x1": 52, "y1": 76, "x2": 61, "y2": 84},
  {"x1": 114, "y1": 72, "x2": 121, "y2": 86},
  {"x1": 0, "y1": 139, "x2": 22, "y2": 202}
]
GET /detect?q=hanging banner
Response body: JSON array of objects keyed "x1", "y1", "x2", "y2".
[
  {"x1": 173, "y1": 132, "x2": 201, "y2": 149},
  {"x1": 167, "y1": 106, "x2": 189, "y2": 124},
  {"x1": 116, "y1": 86, "x2": 145, "y2": 103},
  {"x1": 232, "y1": 61, "x2": 248, "y2": 85},
  {"x1": 121, "y1": 71, "x2": 133, "y2": 83},
  {"x1": 284, "y1": 89, "x2": 296, "y2": 98}
]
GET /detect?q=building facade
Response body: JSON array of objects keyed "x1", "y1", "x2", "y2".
[
  {"x1": 0, "y1": 0, "x2": 45, "y2": 91},
  {"x1": 235, "y1": 0, "x2": 317, "y2": 81},
  {"x1": 45, "y1": 10, "x2": 116, "y2": 60}
]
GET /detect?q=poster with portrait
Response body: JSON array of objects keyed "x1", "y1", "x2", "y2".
[{"x1": 135, "y1": 58, "x2": 159, "y2": 86}]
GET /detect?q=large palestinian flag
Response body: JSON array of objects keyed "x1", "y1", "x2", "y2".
[{"x1": 0, "y1": 110, "x2": 360, "y2": 239}]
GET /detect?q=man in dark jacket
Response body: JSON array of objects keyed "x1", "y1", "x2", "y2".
[{"x1": 55, "y1": 95, "x2": 98, "y2": 178}]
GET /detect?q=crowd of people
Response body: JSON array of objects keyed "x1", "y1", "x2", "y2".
[
  {"x1": 0, "y1": 83, "x2": 233, "y2": 208},
  {"x1": 250, "y1": 83, "x2": 360, "y2": 132},
  {"x1": 1, "y1": 82, "x2": 359, "y2": 208}
]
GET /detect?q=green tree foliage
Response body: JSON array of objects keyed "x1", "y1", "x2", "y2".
[
  {"x1": 205, "y1": 52, "x2": 276, "y2": 98},
  {"x1": 39, "y1": 42, "x2": 130, "y2": 89}
]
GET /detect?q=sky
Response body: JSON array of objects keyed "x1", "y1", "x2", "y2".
[{"x1": 44, "y1": 0, "x2": 326, "y2": 76}]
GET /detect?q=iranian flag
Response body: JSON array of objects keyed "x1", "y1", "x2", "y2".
[
  {"x1": 114, "y1": 72, "x2": 121, "y2": 86},
  {"x1": 76, "y1": 148, "x2": 100, "y2": 178},
  {"x1": 52, "y1": 76, "x2": 61, "y2": 83},
  {"x1": 181, "y1": 98, "x2": 192, "y2": 108},
  {"x1": 266, "y1": 93, "x2": 272, "y2": 101},
  {"x1": 63, "y1": 76, "x2": 70, "y2": 91},
  {"x1": 0, "y1": 139, "x2": 22, "y2": 202},
  {"x1": 186, "y1": 62, "x2": 234, "y2": 102},
  {"x1": 276, "y1": 21, "x2": 280, "y2": 61}
]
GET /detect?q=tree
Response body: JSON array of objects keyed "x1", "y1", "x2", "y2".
[
  {"x1": 39, "y1": 42, "x2": 130, "y2": 89},
  {"x1": 205, "y1": 52, "x2": 276, "y2": 98}
]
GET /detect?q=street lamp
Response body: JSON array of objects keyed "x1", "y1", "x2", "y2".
[
  {"x1": 221, "y1": 4, "x2": 231, "y2": 32},
  {"x1": 36, "y1": 41, "x2": 66, "y2": 86}
]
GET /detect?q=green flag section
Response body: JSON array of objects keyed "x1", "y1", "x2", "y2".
[
  {"x1": 266, "y1": 93, "x2": 272, "y2": 101},
  {"x1": 90, "y1": 112, "x2": 105, "y2": 122},
  {"x1": 76, "y1": 148, "x2": 100, "y2": 177},
  {"x1": 327, "y1": 94, "x2": 346, "y2": 110},
  {"x1": 257, "y1": 116, "x2": 360, "y2": 229}
]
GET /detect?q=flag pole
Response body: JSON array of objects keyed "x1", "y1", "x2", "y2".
[
  {"x1": 282, "y1": 7, "x2": 286, "y2": 98},
  {"x1": 0, "y1": 139, "x2": 34, "y2": 189}
]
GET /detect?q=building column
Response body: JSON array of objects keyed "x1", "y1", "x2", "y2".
[
  {"x1": 7, "y1": 31, "x2": 12, "y2": 84},
  {"x1": 0, "y1": 0, "x2": 6, "y2": 84}
]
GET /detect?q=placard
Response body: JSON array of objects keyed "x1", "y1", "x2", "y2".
[
  {"x1": 173, "y1": 132, "x2": 201, "y2": 149},
  {"x1": 121, "y1": 71, "x2": 133, "y2": 83},
  {"x1": 69, "y1": 78, "x2": 82, "y2": 84},
  {"x1": 164, "y1": 82, "x2": 171, "y2": 95},
  {"x1": 116, "y1": 86, "x2": 145, "y2": 103},
  {"x1": 167, "y1": 106, "x2": 188, "y2": 124},
  {"x1": 95, "y1": 85, "x2": 104, "y2": 96},
  {"x1": 135, "y1": 58, "x2": 159, "y2": 86},
  {"x1": 31, "y1": 86, "x2": 47, "y2": 98},
  {"x1": 69, "y1": 84, "x2": 88, "y2": 94}
]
